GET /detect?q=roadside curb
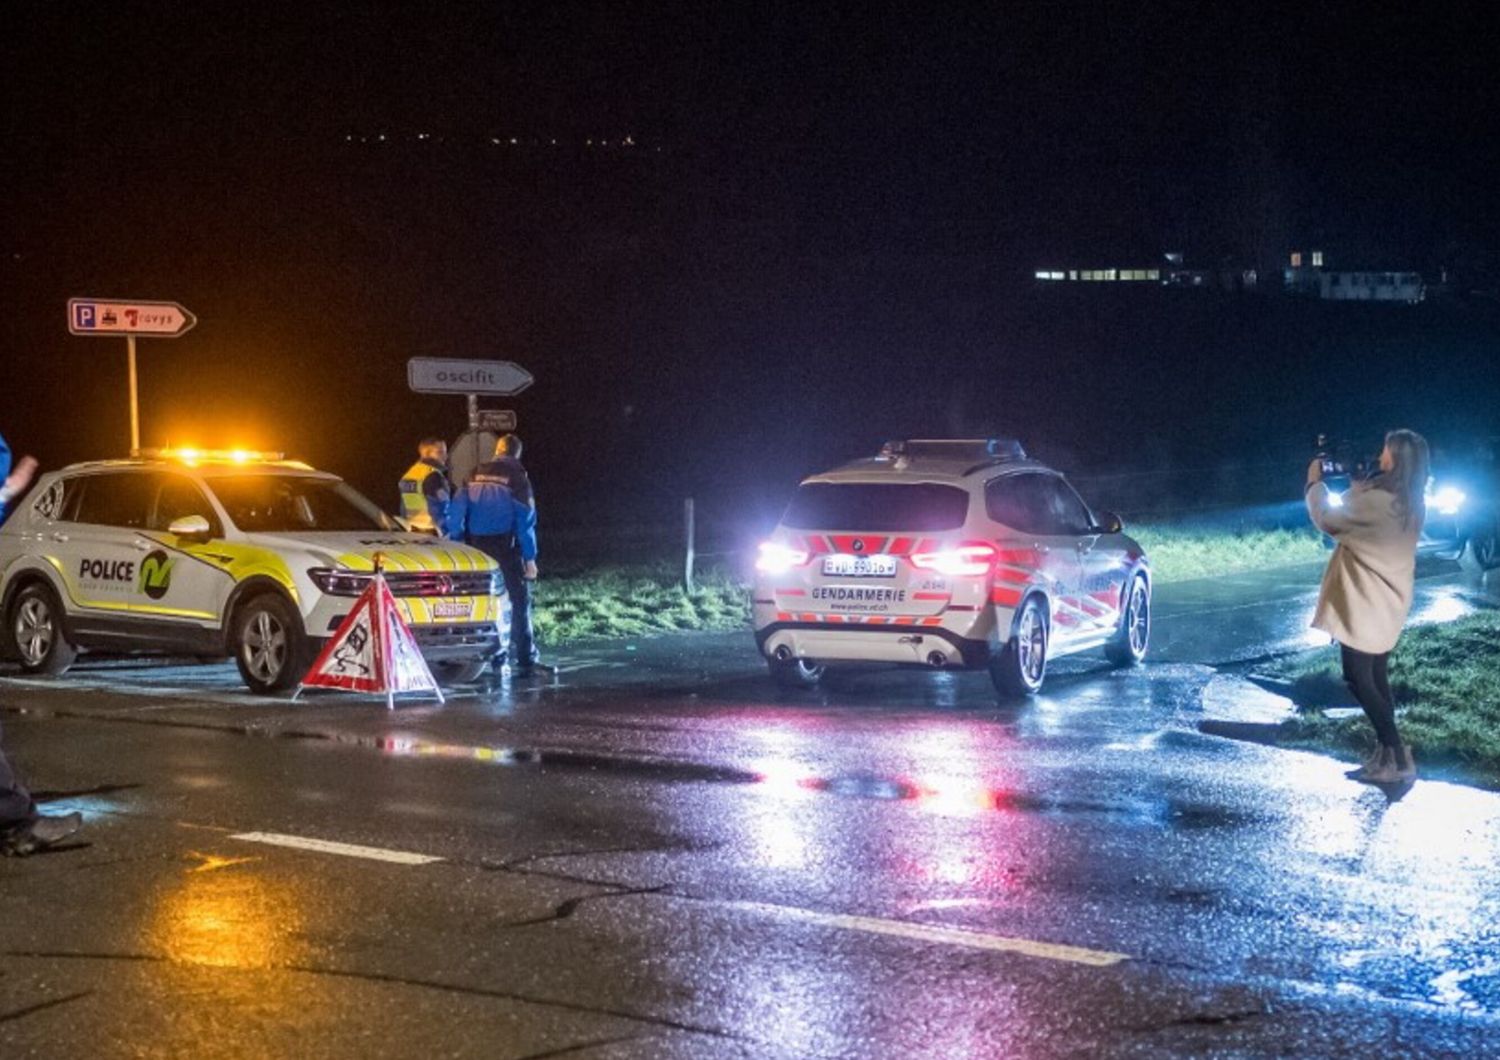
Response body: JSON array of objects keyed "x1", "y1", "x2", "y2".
[{"x1": 1196, "y1": 672, "x2": 1296, "y2": 746}]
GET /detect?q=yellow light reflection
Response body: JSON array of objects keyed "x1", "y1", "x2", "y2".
[{"x1": 151, "y1": 853, "x2": 305, "y2": 970}]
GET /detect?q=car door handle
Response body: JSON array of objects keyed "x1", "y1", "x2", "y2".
[
  {"x1": 133, "y1": 540, "x2": 153, "y2": 552},
  {"x1": 50, "y1": 532, "x2": 70, "y2": 543}
]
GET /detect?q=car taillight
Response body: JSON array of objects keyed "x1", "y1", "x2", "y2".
[
  {"x1": 910, "y1": 543, "x2": 996, "y2": 577},
  {"x1": 755, "y1": 541, "x2": 811, "y2": 574}
]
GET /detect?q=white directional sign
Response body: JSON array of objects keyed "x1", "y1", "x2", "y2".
[
  {"x1": 68, "y1": 298, "x2": 196, "y2": 338},
  {"x1": 407, "y1": 357, "x2": 534, "y2": 397}
]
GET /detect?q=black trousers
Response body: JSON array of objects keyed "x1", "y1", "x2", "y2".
[
  {"x1": 0, "y1": 719, "x2": 37, "y2": 829},
  {"x1": 1341, "y1": 644, "x2": 1402, "y2": 750},
  {"x1": 470, "y1": 533, "x2": 537, "y2": 666}
]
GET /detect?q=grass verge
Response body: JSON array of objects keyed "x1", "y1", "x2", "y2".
[
  {"x1": 1132, "y1": 523, "x2": 1327, "y2": 584},
  {"x1": 1259, "y1": 610, "x2": 1500, "y2": 788},
  {"x1": 533, "y1": 561, "x2": 750, "y2": 644}
]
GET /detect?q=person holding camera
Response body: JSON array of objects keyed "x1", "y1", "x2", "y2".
[{"x1": 1306, "y1": 429, "x2": 1429, "y2": 784}]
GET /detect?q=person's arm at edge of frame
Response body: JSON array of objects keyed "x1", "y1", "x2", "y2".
[
  {"x1": 423, "y1": 470, "x2": 450, "y2": 535},
  {"x1": 0, "y1": 435, "x2": 38, "y2": 522},
  {"x1": 0, "y1": 433, "x2": 9, "y2": 520},
  {"x1": 445, "y1": 480, "x2": 468, "y2": 541},
  {"x1": 514, "y1": 497, "x2": 538, "y2": 579}
]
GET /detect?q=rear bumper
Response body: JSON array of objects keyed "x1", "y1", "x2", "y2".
[{"x1": 755, "y1": 621, "x2": 994, "y2": 668}]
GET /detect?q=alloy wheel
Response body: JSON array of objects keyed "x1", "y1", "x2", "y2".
[
  {"x1": 242, "y1": 609, "x2": 288, "y2": 683},
  {"x1": 1017, "y1": 604, "x2": 1046, "y2": 685},
  {"x1": 15, "y1": 597, "x2": 54, "y2": 666},
  {"x1": 1127, "y1": 580, "x2": 1149, "y2": 656}
]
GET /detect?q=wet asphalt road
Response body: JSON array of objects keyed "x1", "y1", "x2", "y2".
[{"x1": 2, "y1": 561, "x2": 1499, "y2": 1057}]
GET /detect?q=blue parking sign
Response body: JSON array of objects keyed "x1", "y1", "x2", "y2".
[{"x1": 73, "y1": 302, "x2": 97, "y2": 329}]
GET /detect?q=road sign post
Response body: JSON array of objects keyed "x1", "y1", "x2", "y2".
[
  {"x1": 127, "y1": 334, "x2": 139, "y2": 453},
  {"x1": 68, "y1": 298, "x2": 197, "y2": 453}
]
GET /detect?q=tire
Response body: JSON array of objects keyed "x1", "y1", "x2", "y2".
[
  {"x1": 768, "y1": 655, "x2": 825, "y2": 689},
  {"x1": 10, "y1": 583, "x2": 78, "y2": 676},
  {"x1": 1105, "y1": 574, "x2": 1151, "y2": 667},
  {"x1": 232, "y1": 592, "x2": 309, "y2": 695},
  {"x1": 990, "y1": 594, "x2": 1048, "y2": 698},
  {"x1": 1458, "y1": 523, "x2": 1499, "y2": 573},
  {"x1": 435, "y1": 658, "x2": 489, "y2": 685}
]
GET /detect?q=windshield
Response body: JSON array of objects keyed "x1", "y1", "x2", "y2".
[
  {"x1": 209, "y1": 475, "x2": 396, "y2": 533},
  {"x1": 781, "y1": 482, "x2": 971, "y2": 531}
]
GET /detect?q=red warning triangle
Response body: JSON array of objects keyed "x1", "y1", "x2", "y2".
[{"x1": 298, "y1": 571, "x2": 443, "y2": 706}]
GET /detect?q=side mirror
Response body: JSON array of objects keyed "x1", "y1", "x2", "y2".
[
  {"x1": 1094, "y1": 511, "x2": 1124, "y2": 534},
  {"x1": 168, "y1": 514, "x2": 213, "y2": 541}
]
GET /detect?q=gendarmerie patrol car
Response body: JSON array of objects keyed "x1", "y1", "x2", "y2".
[
  {"x1": 0, "y1": 450, "x2": 507, "y2": 693},
  {"x1": 753, "y1": 439, "x2": 1151, "y2": 696}
]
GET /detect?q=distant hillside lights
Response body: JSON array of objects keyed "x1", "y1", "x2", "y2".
[
  {"x1": 342, "y1": 132, "x2": 650, "y2": 149},
  {"x1": 1032, "y1": 253, "x2": 1255, "y2": 289},
  {"x1": 1285, "y1": 250, "x2": 1424, "y2": 304},
  {"x1": 1034, "y1": 268, "x2": 1161, "y2": 282}
]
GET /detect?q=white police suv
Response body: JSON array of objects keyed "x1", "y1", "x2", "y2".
[
  {"x1": 753, "y1": 440, "x2": 1151, "y2": 696},
  {"x1": 0, "y1": 450, "x2": 507, "y2": 693}
]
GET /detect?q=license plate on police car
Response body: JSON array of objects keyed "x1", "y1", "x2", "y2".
[
  {"x1": 432, "y1": 600, "x2": 474, "y2": 620},
  {"x1": 822, "y1": 554, "x2": 897, "y2": 578}
]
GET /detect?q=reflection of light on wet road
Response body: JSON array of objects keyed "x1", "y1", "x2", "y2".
[
  {"x1": 150, "y1": 860, "x2": 304, "y2": 970},
  {"x1": 1284, "y1": 778, "x2": 1500, "y2": 1013},
  {"x1": 33, "y1": 794, "x2": 121, "y2": 820},
  {"x1": 373, "y1": 735, "x2": 517, "y2": 764},
  {"x1": 1411, "y1": 586, "x2": 1475, "y2": 626},
  {"x1": 1431, "y1": 958, "x2": 1499, "y2": 1011}
]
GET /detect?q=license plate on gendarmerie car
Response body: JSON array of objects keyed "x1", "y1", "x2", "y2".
[{"x1": 822, "y1": 554, "x2": 897, "y2": 578}]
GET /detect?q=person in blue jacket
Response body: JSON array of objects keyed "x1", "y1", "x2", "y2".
[
  {"x1": 448, "y1": 434, "x2": 540, "y2": 675},
  {"x1": 0, "y1": 433, "x2": 83, "y2": 855}
]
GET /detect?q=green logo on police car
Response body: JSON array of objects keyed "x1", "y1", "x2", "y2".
[{"x1": 140, "y1": 550, "x2": 174, "y2": 600}]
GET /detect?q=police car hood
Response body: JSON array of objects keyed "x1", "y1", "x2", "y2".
[{"x1": 242, "y1": 531, "x2": 497, "y2": 572}]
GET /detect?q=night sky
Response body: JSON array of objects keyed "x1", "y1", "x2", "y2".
[{"x1": 4, "y1": 2, "x2": 1499, "y2": 529}]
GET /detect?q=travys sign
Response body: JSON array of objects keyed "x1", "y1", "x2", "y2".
[
  {"x1": 407, "y1": 358, "x2": 534, "y2": 397},
  {"x1": 67, "y1": 295, "x2": 198, "y2": 452},
  {"x1": 68, "y1": 299, "x2": 197, "y2": 337}
]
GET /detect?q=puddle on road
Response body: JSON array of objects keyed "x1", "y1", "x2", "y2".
[{"x1": 346, "y1": 732, "x2": 1246, "y2": 829}]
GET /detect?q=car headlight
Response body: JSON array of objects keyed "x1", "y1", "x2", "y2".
[
  {"x1": 308, "y1": 568, "x2": 374, "y2": 596},
  {"x1": 1426, "y1": 484, "x2": 1466, "y2": 517}
]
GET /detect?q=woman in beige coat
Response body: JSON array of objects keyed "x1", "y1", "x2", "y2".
[{"x1": 1305, "y1": 429, "x2": 1429, "y2": 784}]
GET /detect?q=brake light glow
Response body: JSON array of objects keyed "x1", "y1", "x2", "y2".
[
  {"x1": 755, "y1": 541, "x2": 811, "y2": 574},
  {"x1": 910, "y1": 543, "x2": 996, "y2": 577}
]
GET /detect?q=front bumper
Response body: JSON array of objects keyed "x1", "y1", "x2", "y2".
[
  {"x1": 307, "y1": 622, "x2": 504, "y2": 663},
  {"x1": 412, "y1": 622, "x2": 505, "y2": 662}
]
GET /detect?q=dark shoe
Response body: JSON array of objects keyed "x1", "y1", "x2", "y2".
[
  {"x1": 1345, "y1": 746, "x2": 1383, "y2": 780},
  {"x1": 1393, "y1": 746, "x2": 1418, "y2": 783},
  {"x1": 2, "y1": 812, "x2": 83, "y2": 856},
  {"x1": 1360, "y1": 748, "x2": 1402, "y2": 785}
]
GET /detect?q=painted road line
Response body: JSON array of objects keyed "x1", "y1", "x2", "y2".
[
  {"x1": 726, "y1": 900, "x2": 1129, "y2": 967},
  {"x1": 230, "y1": 831, "x2": 444, "y2": 865}
]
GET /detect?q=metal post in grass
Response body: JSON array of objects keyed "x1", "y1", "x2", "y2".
[{"x1": 683, "y1": 497, "x2": 696, "y2": 591}]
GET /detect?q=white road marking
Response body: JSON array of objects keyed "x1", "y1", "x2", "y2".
[
  {"x1": 230, "y1": 831, "x2": 443, "y2": 865},
  {"x1": 725, "y1": 900, "x2": 1129, "y2": 967}
]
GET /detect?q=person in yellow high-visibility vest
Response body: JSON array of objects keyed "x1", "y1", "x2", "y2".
[{"x1": 397, "y1": 438, "x2": 451, "y2": 534}]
